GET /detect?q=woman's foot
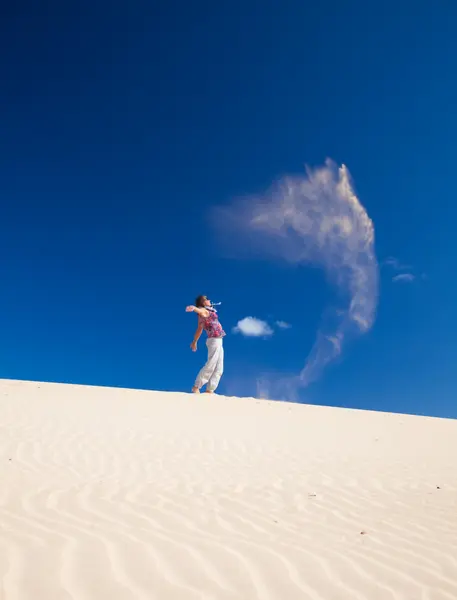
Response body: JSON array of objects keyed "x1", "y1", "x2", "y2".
[
  {"x1": 204, "y1": 390, "x2": 214, "y2": 394},
  {"x1": 192, "y1": 387, "x2": 200, "y2": 394}
]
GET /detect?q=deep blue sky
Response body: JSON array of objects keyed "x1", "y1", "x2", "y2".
[{"x1": 1, "y1": 1, "x2": 456, "y2": 417}]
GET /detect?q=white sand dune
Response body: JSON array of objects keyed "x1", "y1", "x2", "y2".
[{"x1": 0, "y1": 379, "x2": 456, "y2": 599}]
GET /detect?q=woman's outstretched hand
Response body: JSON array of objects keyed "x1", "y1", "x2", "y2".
[
  {"x1": 185, "y1": 306, "x2": 195, "y2": 313},
  {"x1": 190, "y1": 341, "x2": 197, "y2": 352}
]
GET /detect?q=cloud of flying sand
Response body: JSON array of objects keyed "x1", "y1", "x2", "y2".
[{"x1": 212, "y1": 160, "x2": 379, "y2": 393}]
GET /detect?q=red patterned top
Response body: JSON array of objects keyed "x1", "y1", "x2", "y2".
[{"x1": 199, "y1": 309, "x2": 226, "y2": 339}]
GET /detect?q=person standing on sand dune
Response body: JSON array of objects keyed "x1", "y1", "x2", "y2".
[{"x1": 185, "y1": 296, "x2": 225, "y2": 394}]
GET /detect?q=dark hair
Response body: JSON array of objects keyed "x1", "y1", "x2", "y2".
[{"x1": 195, "y1": 295, "x2": 206, "y2": 308}]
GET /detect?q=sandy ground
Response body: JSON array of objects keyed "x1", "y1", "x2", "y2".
[{"x1": 0, "y1": 379, "x2": 456, "y2": 600}]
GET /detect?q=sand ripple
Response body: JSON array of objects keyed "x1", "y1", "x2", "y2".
[{"x1": 1, "y1": 380, "x2": 457, "y2": 599}]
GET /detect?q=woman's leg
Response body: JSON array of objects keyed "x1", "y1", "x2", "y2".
[
  {"x1": 193, "y1": 339, "x2": 220, "y2": 391},
  {"x1": 207, "y1": 340, "x2": 224, "y2": 392}
]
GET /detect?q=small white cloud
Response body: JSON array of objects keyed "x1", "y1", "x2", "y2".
[
  {"x1": 384, "y1": 256, "x2": 412, "y2": 271},
  {"x1": 276, "y1": 320, "x2": 291, "y2": 329},
  {"x1": 392, "y1": 273, "x2": 415, "y2": 283},
  {"x1": 384, "y1": 257, "x2": 421, "y2": 283},
  {"x1": 233, "y1": 317, "x2": 273, "y2": 337},
  {"x1": 384, "y1": 257, "x2": 400, "y2": 269}
]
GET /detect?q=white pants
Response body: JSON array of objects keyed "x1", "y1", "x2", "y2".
[{"x1": 194, "y1": 337, "x2": 224, "y2": 392}]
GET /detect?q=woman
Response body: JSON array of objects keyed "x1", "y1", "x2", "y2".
[{"x1": 185, "y1": 295, "x2": 225, "y2": 394}]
